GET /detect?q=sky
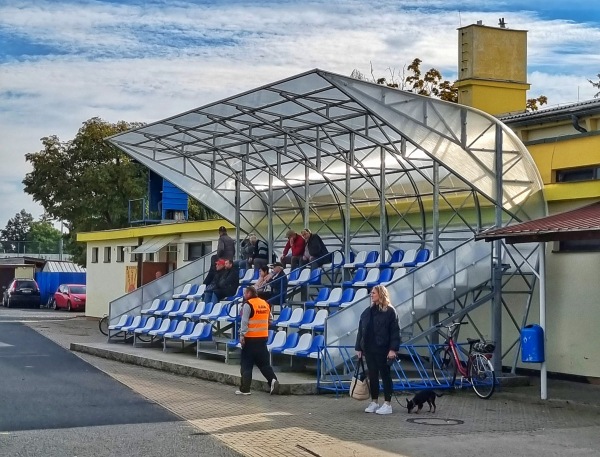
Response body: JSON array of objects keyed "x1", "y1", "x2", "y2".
[{"x1": 1, "y1": 0, "x2": 599, "y2": 230}]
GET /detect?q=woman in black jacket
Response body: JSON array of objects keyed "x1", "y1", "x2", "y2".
[{"x1": 355, "y1": 285, "x2": 400, "y2": 415}]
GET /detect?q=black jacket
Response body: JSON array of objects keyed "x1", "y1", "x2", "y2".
[
  {"x1": 305, "y1": 233, "x2": 330, "y2": 265},
  {"x1": 213, "y1": 265, "x2": 239, "y2": 299},
  {"x1": 355, "y1": 305, "x2": 400, "y2": 353}
]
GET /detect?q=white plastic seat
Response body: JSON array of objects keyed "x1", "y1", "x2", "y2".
[
  {"x1": 180, "y1": 323, "x2": 205, "y2": 341},
  {"x1": 148, "y1": 318, "x2": 171, "y2": 336},
  {"x1": 300, "y1": 309, "x2": 328, "y2": 330},
  {"x1": 240, "y1": 269, "x2": 255, "y2": 283},
  {"x1": 315, "y1": 287, "x2": 342, "y2": 308},
  {"x1": 283, "y1": 333, "x2": 313, "y2": 355},
  {"x1": 163, "y1": 320, "x2": 188, "y2": 339},
  {"x1": 365, "y1": 251, "x2": 390, "y2": 268},
  {"x1": 184, "y1": 302, "x2": 206, "y2": 320},
  {"x1": 322, "y1": 251, "x2": 344, "y2": 269},
  {"x1": 140, "y1": 299, "x2": 161, "y2": 315},
  {"x1": 381, "y1": 268, "x2": 407, "y2": 286},
  {"x1": 154, "y1": 299, "x2": 175, "y2": 316},
  {"x1": 120, "y1": 315, "x2": 141, "y2": 332},
  {"x1": 277, "y1": 307, "x2": 304, "y2": 328},
  {"x1": 399, "y1": 249, "x2": 418, "y2": 267},
  {"x1": 169, "y1": 300, "x2": 192, "y2": 317},
  {"x1": 187, "y1": 284, "x2": 206, "y2": 300},
  {"x1": 340, "y1": 288, "x2": 368, "y2": 308},
  {"x1": 353, "y1": 268, "x2": 380, "y2": 287},
  {"x1": 288, "y1": 269, "x2": 311, "y2": 286},
  {"x1": 173, "y1": 283, "x2": 192, "y2": 299},
  {"x1": 343, "y1": 250, "x2": 367, "y2": 269},
  {"x1": 266, "y1": 330, "x2": 287, "y2": 351},
  {"x1": 108, "y1": 314, "x2": 130, "y2": 330},
  {"x1": 134, "y1": 316, "x2": 155, "y2": 334},
  {"x1": 200, "y1": 302, "x2": 223, "y2": 320}
]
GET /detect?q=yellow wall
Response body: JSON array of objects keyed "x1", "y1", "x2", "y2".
[{"x1": 457, "y1": 24, "x2": 529, "y2": 115}]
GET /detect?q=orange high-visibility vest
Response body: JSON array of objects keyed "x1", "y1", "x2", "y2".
[{"x1": 245, "y1": 297, "x2": 270, "y2": 338}]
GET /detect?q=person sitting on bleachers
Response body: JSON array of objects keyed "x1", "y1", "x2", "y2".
[
  {"x1": 255, "y1": 265, "x2": 273, "y2": 300},
  {"x1": 301, "y1": 228, "x2": 332, "y2": 267},
  {"x1": 267, "y1": 262, "x2": 288, "y2": 308},
  {"x1": 248, "y1": 235, "x2": 270, "y2": 270},
  {"x1": 205, "y1": 259, "x2": 239, "y2": 304},
  {"x1": 280, "y1": 229, "x2": 305, "y2": 270}
]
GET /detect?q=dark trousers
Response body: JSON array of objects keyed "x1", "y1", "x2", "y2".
[
  {"x1": 240, "y1": 337, "x2": 277, "y2": 393},
  {"x1": 365, "y1": 349, "x2": 393, "y2": 402}
]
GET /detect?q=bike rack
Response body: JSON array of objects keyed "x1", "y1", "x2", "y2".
[{"x1": 316, "y1": 343, "x2": 493, "y2": 396}]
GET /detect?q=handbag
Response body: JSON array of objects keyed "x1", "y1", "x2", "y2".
[{"x1": 349, "y1": 358, "x2": 370, "y2": 401}]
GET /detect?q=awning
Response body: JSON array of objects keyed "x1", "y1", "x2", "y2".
[
  {"x1": 475, "y1": 202, "x2": 600, "y2": 243},
  {"x1": 131, "y1": 235, "x2": 179, "y2": 254}
]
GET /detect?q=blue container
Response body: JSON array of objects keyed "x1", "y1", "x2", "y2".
[{"x1": 521, "y1": 324, "x2": 545, "y2": 363}]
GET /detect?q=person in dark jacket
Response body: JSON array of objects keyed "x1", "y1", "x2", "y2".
[
  {"x1": 248, "y1": 235, "x2": 269, "y2": 270},
  {"x1": 205, "y1": 259, "x2": 239, "y2": 303},
  {"x1": 355, "y1": 285, "x2": 400, "y2": 415},
  {"x1": 300, "y1": 228, "x2": 332, "y2": 267},
  {"x1": 267, "y1": 262, "x2": 288, "y2": 310},
  {"x1": 217, "y1": 226, "x2": 235, "y2": 260}
]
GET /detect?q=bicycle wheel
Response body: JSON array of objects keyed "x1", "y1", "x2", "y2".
[
  {"x1": 431, "y1": 347, "x2": 456, "y2": 385},
  {"x1": 469, "y1": 353, "x2": 496, "y2": 399},
  {"x1": 98, "y1": 316, "x2": 109, "y2": 336}
]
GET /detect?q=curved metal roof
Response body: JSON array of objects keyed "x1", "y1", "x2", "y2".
[{"x1": 108, "y1": 69, "x2": 546, "y2": 245}]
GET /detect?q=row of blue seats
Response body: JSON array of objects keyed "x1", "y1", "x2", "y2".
[
  {"x1": 141, "y1": 298, "x2": 242, "y2": 323},
  {"x1": 342, "y1": 248, "x2": 430, "y2": 269}
]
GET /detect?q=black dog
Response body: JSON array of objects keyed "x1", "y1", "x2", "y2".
[{"x1": 405, "y1": 390, "x2": 443, "y2": 413}]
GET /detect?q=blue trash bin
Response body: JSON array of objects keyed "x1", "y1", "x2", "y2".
[{"x1": 521, "y1": 324, "x2": 545, "y2": 363}]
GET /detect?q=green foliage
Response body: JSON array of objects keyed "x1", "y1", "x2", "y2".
[
  {"x1": 188, "y1": 197, "x2": 219, "y2": 221},
  {"x1": 23, "y1": 117, "x2": 148, "y2": 264},
  {"x1": 26, "y1": 221, "x2": 62, "y2": 254},
  {"x1": 1, "y1": 210, "x2": 34, "y2": 252}
]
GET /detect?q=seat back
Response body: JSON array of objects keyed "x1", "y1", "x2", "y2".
[
  {"x1": 194, "y1": 284, "x2": 206, "y2": 297},
  {"x1": 308, "y1": 268, "x2": 322, "y2": 285},
  {"x1": 326, "y1": 288, "x2": 342, "y2": 304},
  {"x1": 267, "y1": 330, "x2": 287, "y2": 350},
  {"x1": 352, "y1": 288, "x2": 368, "y2": 303},
  {"x1": 165, "y1": 320, "x2": 179, "y2": 333},
  {"x1": 415, "y1": 248, "x2": 431, "y2": 263},
  {"x1": 312, "y1": 287, "x2": 330, "y2": 303},
  {"x1": 401, "y1": 249, "x2": 418, "y2": 265},
  {"x1": 295, "y1": 333, "x2": 313, "y2": 351},
  {"x1": 378, "y1": 268, "x2": 393, "y2": 284},
  {"x1": 182, "y1": 301, "x2": 196, "y2": 315},
  {"x1": 159, "y1": 299, "x2": 175, "y2": 314},
  {"x1": 171, "y1": 320, "x2": 188, "y2": 335},
  {"x1": 339, "y1": 288, "x2": 355, "y2": 304},
  {"x1": 353, "y1": 251, "x2": 368, "y2": 264},
  {"x1": 241, "y1": 269, "x2": 255, "y2": 283},
  {"x1": 364, "y1": 251, "x2": 379, "y2": 264},
  {"x1": 156, "y1": 318, "x2": 171, "y2": 332},
  {"x1": 170, "y1": 300, "x2": 183, "y2": 314},
  {"x1": 126, "y1": 315, "x2": 141, "y2": 328},
  {"x1": 313, "y1": 309, "x2": 328, "y2": 325},
  {"x1": 181, "y1": 321, "x2": 196, "y2": 336},
  {"x1": 300, "y1": 308, "x2": 316, "y2": 325},
  {"x1": 189, "y1": 322, "x2": 205, "y2": 337},
  {"x1": 150, "y1": 318, "x2": 163, "y2": 331},
  {"x1": 178, "y1": 284, "x2": 192, "y2": 296},
  {"x1": 206, "y1": 302, "x2": 223, "y2": 318},
  {"x1": 288, "y1": 269, "x2": 301, "y2": 281},
  {"x1": 143, "y1": 298, "x2": 161, "y2": 313},
  {"x1": 274, "y1": 307, "x2": 292, "y2": 324},
  {"x1": 115, "y1": 314, "x2": 130, "y2": 327},
  {"x1": 239, "y1": 268, "x2": 247, "y2": 279},
  {"x1": 390, "y1": 249, "x2": 404, "y2": 263},
  {"x1": 188, "y1": 284, "x2": 199, "y2": 295},
  {"x1": 266, "y1": 329, "x2": 275, "y2": 345},
  {"x1": 363, "y1": 268, "x2": 380, "y2": 283},
  {"x1": 201, "y1": 302, "x2": 214, "y2": 315},
  {"x1": 199, "y1": 323, "x2": 213, "y2": 339},
  {"x1": 282, "y1": 332, "x2": 299, "y2": 350},
  {"x1": 297, "y1": 269, "x2": 311, "y2": 283},
  {"x1": 309, "y1": 334, "x2": 325, "y2": 352},
  {"x1": 352, "y1": 268, "x2": 367, "y2": 283},
  {"x1": 141, "y1": 316, "x2": 155, "y2": 331}
]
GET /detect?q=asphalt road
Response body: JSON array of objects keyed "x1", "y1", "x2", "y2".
[{"x1": 0, "y1": 321, "x2": 242, "y2": 457}]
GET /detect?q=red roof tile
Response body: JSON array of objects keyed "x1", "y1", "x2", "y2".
[{"x1": 476, "y1": 202, "x2": 600, "y2": 243}]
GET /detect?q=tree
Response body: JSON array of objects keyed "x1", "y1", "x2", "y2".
[
  {"x1": 526, "y1": 95, "x2": 548, "y2": 112},
  {"x1": 26, "y1": 221, "x2": 62, "y2": 254},
  {"x1": 23, "y1": 117, "x2": 148, "y2": 264},
  {"x1": 188, "y1": 197, "x2": 219, "y2": 221},
  {"x1": 0, "y1": 210, "x2": 34, "y2": 253},
  {"x1": 589, "y1": 73, "x2": 600, "y2": 98}
]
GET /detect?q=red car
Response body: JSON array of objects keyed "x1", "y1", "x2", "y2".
[{"x1": 52, "y1": 284, "x2": 86, "y2": 311}]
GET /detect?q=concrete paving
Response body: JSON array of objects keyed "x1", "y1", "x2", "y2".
[{"x1": 21, "y1": 314, "x2": 600, "y2": 456}]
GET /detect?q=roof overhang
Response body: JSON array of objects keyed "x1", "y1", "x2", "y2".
[
  {"x1": 131, "y1": 235, "x2": 179, "y2": 254},
  {"x1": 476, "y1": 202, "x2": 600, "y2": 243}
]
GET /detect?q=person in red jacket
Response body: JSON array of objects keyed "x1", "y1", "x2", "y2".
[{"x1": 280, "y1": 229, "x2": 305, "y2": 270}]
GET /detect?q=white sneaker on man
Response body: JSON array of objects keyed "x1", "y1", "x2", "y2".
[
  {"x1": 270, "y1": 379, "x2": 279, "y2": 395},
  {"x1": 235, "y1": 390, "x2": 251, "y2": 395},
  {"x1": 375, "y1": 403, "x2": 392, "y2": 415},
  {"x1": 364, "y1": 401, "x2": 379, "y2": 413}
]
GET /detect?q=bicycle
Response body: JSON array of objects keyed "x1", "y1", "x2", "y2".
[
  {"x1": 98, "y1": 314, "x2": 109, "y2": 336},
  {"x1": 431, "y1": 321, "x2": 497, "y2": 399}
]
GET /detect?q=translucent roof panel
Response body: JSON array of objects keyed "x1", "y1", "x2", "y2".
[{"x1": 108, "y1": 69, "x2": 546, "y2": 236}]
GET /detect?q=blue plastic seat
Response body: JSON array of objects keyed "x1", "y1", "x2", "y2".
[
  {"x1": 308, "y1": 268, "x2": 322, "y2": 285},
  {"x1": 375, "y1": 268, "x2": 393, "y2": 285},
  {"x1": 289, "y1": 309, "x2": 315, "y2": 329},
  {"x1": 403, "y1": 248, "x2": 431, "y2": 268},
  {"x1": 363, "y1": 251, "x2": 379, "y2": 266},
  {"x1": 169, "y1": 300, "x2": 195, "y2": 318},
  {"x1": 384, "y1": 249, "x2": 405, "y2": 268},
  {"x1": 341, "y1": 268, "x2": 367, "y2": 288},
  {"x1": 329, "y1": 288, "x2": 355, "y2": 307},
  {"x1": 141, "y1": 299, "x2": 164, "y2": 315},
  {"x1": 295, "y1": 334, "x2": 324, "y2": 357},
  {"x1": 305, "y1": 288, "x2": 330, "y2": 308},
  {"x1": 271, "y1": 307, "x2": 292, "y2": 327},
  {"x1": 270, "y1": 332, "x2": 299, "y2": 354}
]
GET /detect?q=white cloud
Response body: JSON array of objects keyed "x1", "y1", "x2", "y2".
[{"x1": 0, "y1": 0, "x2": 599, "y2": 228}]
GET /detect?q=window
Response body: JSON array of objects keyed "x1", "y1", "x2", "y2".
[
  {"x1": 186, "y1": 242, "x2": 211, "y2": 261},
  {"x1": 556, "y1": 239, "x2": 600, "y2": 252},
  {"x1": 146, "y1": 252, "x2": 155, "y2": 262},
  {"x1": 104, "y1": 246, "x2": 111, "y2": 263},
  {"x1": 116, "y1": 246, "x2": 125, "y2": 262},
  {"x1": 556, "y1": 166, "x2": 600, "y2": 183},
  {"x1": 91, "y1": 247, "x2": 98, "y2": 263}
]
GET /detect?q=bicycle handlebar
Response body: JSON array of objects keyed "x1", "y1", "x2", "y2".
[{"x1": 435, "y1": 321, "x2": 468, "y2": 329}]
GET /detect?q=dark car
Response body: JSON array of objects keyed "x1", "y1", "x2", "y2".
[
  {"x1": 2, "y1": 278, "x2": 41, "y2": 308},
  {"x1": 51, "y1": 284, "x2": 86, "y2": 312}
]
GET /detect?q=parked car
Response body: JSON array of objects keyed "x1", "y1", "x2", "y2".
[
  {"x1": 51, "y1": 284, "x2": 86, "y2": 311},
  {"x1": 2, "y1": 278, "x2": 41, "y2": 308}
]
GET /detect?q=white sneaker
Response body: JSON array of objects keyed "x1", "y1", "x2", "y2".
[
  {"x1": 364, "y1": 401, "x2": 379, "y2": 413},
  {"x1": 270, "y1": 379, "x2": 279, "y2": 395},
  {"x1": 235, "y1": 390, "x2": 251, "y2": 395},
  {"x1": 375, "y1": 403, "x2": 392, "y2": 415}
]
